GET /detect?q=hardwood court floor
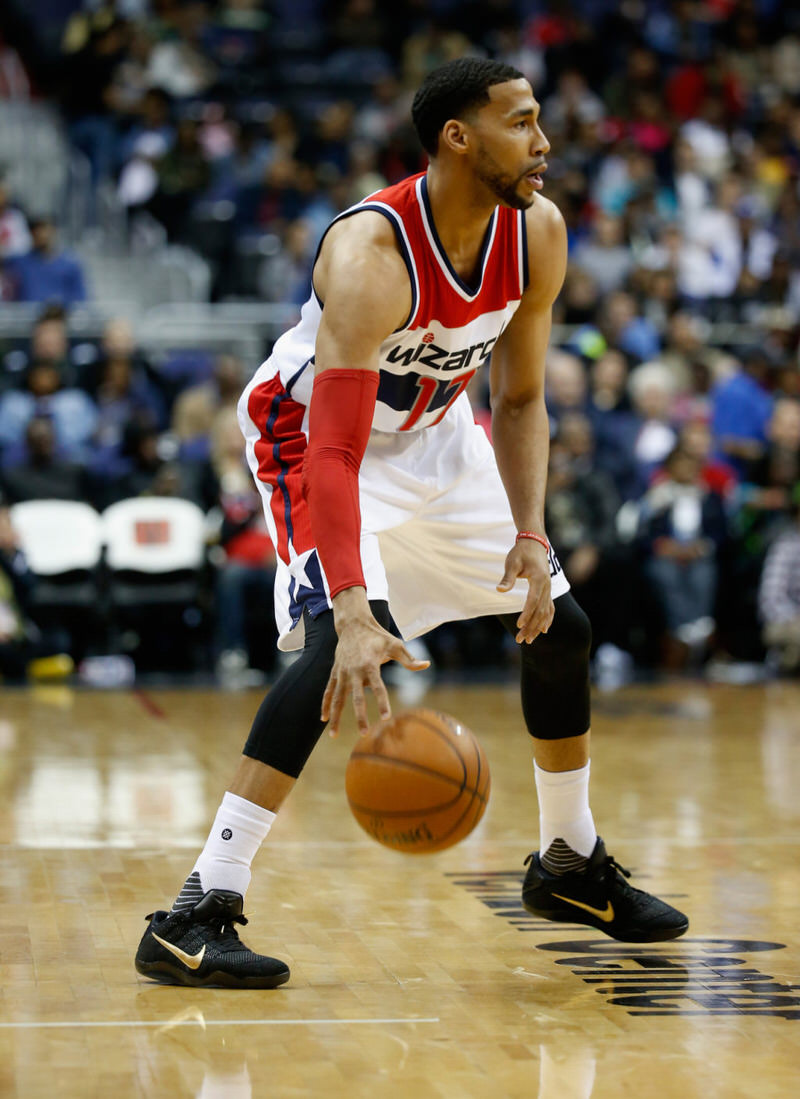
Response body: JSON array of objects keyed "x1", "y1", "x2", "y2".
[{"x1": 0, "y1": 678, "x2": 797, "y2": 1098}]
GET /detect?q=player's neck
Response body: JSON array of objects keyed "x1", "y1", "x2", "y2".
[{"x1": 425, "y1": 163, "x2": 498, "y2": 265}]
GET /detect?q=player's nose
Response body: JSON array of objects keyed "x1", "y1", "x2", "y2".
[{"x1": 531, "y1": 123, "x2": 550, "y2": 157}]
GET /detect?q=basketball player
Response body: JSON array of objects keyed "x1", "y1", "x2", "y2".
[{"x1": 135, "y1": 59, "x2": 688, "y2": 988}]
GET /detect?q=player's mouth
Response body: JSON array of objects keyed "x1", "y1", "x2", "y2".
[{"x1": 523, "y1": 162, "x2": 547, "y2": 190}]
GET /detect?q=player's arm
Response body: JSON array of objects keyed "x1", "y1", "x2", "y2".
[
  {"x1": 489, "y1": 197, "x2": 567, "y2": 644},
  {"x1": 306, "y1": 215, "x2": 429, "y2": 735}
]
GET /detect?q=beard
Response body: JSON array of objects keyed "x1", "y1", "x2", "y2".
[{"x1": 475, "y1": 145, "x2": 535, "y2": 210}]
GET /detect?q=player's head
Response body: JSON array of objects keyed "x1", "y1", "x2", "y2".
[{"x1": 411, "y1": 58, "x2": 549, "y2": 210}]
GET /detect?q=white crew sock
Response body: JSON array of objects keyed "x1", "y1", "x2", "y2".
[
  {"x1": 534, "y1": 760, "x2": 596, "y2": 869},
  {"x1": 172, "y1": 792, "x2": 275, "y2": 911}
]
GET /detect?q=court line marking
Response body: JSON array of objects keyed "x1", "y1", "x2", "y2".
[{"x1": 0, "y1": 1017, "x2": 440, "y2": 1031}]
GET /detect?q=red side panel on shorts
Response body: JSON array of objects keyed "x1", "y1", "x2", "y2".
[{"x1": 247, "y1": 377, "x2": 314, "y2": 564}]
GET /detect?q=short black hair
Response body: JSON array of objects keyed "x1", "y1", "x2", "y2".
[{"x1": 411, "y1": 58, "x2": 525, "y2": 156}]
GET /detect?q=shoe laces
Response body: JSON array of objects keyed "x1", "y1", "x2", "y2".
[
  {"x1": 198, "y1": 911, "x2": 249, "y2": 950},
  {"x1": 602, "y1": 853, "x2": 631, "y2": 881}
]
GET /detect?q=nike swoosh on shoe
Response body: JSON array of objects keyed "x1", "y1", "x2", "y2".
[
  {"x1": 551, "y1": 893, "x2": 615, "y2": 923},
  {"x1": 152, "y1": 932, "x2": 207, "y2": 969}
]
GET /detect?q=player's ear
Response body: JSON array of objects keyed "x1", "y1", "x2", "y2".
[{"x1": 440, "y1": 119, "x2": 470, "y2": 156}]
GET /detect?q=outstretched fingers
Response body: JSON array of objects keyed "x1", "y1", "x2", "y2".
[{"x1": 321, "y1": 637, "x2": 430, "y2": 737}]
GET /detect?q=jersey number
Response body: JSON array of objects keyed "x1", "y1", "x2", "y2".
[{"x1": 399, "y1": 370, "x2": 477, "y2": 432}]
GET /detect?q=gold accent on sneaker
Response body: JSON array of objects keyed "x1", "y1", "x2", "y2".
[
  {"x1": 551, "y1": 894, "x2": 615, "y2": 923},
  {"x1": 152, "y1": 931, "x2": 207, "y2": 969}
]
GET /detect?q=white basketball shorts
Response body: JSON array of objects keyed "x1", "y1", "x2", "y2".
[{"x1": 239, "y1": 371, "x2": 569, "y2": 651}]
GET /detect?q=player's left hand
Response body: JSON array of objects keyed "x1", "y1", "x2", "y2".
[{"x1": 496, "y1": 540, "x2": 554, "y2": 643}]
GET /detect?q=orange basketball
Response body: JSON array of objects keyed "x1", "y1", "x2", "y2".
[{"x1": 345, "y1": 708, "x2": 491, "y2": 853}]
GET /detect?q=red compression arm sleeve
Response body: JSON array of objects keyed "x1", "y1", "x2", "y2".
[{"x1": 303, "y1": 368, "x2": 380, "y2": 599}]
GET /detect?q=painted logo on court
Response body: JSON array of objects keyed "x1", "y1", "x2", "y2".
[{"x1": 447, "y1": 870, "x2": 799, "y2": 1019}]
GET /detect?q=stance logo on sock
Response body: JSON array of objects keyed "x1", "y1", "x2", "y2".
[
  {"x1": 541, "y1": 837, "x2": 590, "y2": 876},
  {"x1": 172, "y1": 870, "x2": 204, "y2": 913},
  {"x1": 221, "y1": 828, "x2": 233, "y2": 840}
]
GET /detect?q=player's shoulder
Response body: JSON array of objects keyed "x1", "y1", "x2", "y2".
[
  {"x1": 316, "y1": 208, "x2": 409, "y2": 302},
  {"x1": 323, "y1": 209, "x2": 400, "y2": 260},
  {"x1": 519, "y1": 196, "x2": 567, "y2": 304},
  {"x1": 522, "y1": 195, "x2": 566, "y2": 248},
  {"x1": 314, "y1": 208, "x2": 411, "y2": 329}
]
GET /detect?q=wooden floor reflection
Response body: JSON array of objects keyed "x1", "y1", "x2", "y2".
[{"x1": 0, "y1": 679, "x2": 798, "y2": 1098}]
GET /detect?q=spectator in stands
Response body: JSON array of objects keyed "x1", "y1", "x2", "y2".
[
  {"x1": 572, "y1": 212, "x2": 634, "y2": 296},
  {"x1": 678, "y1": 175, "x2": 748, "y2": 303},
  {"x1": 259, "y1": 218, "x2": 315, "y2": 306},
  {"x1": 588, "y1": 349, "x2": 630, "y2": 418},
  {"x1": 91, "y1": 318, "x2": 166, "y2": 452},
  {"x1": 0, "y1": 304, "x2": 78, "y2": 393},
  {"x1": 0, "y1": 493, "x2": 73, "y2": 683},
  {"x1": 600, "y1": 290, "x2": 660, "y2": 363},
  {"x1": 545, "y1": 413, "x2": 624, "y2": 652},
  {"x1": 543, "y1": 67, "x2": 605, "y2": 138},
  {"x1": 659, "y1": 311, "x2": 711, "y2": 397},
  {"x1": 638, "y1": 443, "x2": 728, "y2": 669},
  {"x1": 625, "y1": 360, "x2": 680, "y2": 494},
  {"x1": 105, "y1": 414, "x2": 165, "y2": 503},
  {"x1": 209, "y1": 409, "x2": 276, "y2": 687},
  {"x1": 58, "y1": 11, "x2": 129, "y2": 185},
  {"x1": 98, "y1": 407, "x2": 206, "y2": 507},
  {"x1": 679, "y1": 94, "x2": 732, "y2": 183},
  {"x1": 711, "y1": 350, "x2": 775, "y2": 476},
  {"x1": 117, "y1": 87, "x2": 174, "y2": 171},
  {"x1": 677, "y1": 418, "x2": 737, "y2": 500},
  {"x1": 736, "y1": 396, "x2": 800, "y2": 550},
  {"x1": 0, "y1": 415, "x2": 90, "y2": 504},
  {"x1": 144, "y1": 3, "x2": 218, "y2": 100},
  {"x1": 4, "y1": 217, "x2": 88, "y2": 305},
  {"x1": 0, "y1": 356, "x2": 97, "y2": 460},
  {"x1": 353, "y1": 75, "x2": 406, "y2": 146},
  {"x1": 558, "y1": 268, "x2": 602, "y2": 327},
  {"x1": 0, "y1": 171, "x2": 31, "y2": 259},
  {"x1": 117, "y1": 132, "x2": 169, "y2": 212},
  {"x1": 172, "y1": 352, "x2": 244, "y2": 448},
  {"x1": 545, "y1": 350, "x2": 588, "y2": 434},
  {"x1": 147, "y1": 118, "x2": 211, "y2": 242},
  {"x1": 758, "y1": 488, "x2": 800, "y2": 674}
]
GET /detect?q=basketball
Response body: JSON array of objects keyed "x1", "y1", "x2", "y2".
[{"x1": 345, "y1": 708, "x2": 491, "y2": 853}]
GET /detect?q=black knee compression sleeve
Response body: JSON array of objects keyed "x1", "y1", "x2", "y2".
[
  {"x1": 243, "y1": 600, "x2": 394, "y2": 778},
  {"x1": 499, "y1": 591, "x2": 592, "y2": 740}
]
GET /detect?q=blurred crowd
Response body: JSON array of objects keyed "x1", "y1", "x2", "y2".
[{"x1": 1, "y1": 0, "x2": 800, "y2": 683}]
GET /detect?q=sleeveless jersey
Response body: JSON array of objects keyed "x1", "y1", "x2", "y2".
[{"x1": 259, "y1": 171, "x2": 529, "y2": 433}]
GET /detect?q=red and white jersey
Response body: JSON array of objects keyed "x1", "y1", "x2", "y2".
[{"x1": 251, "y1": 171, "x2": 529, "y2": 433}]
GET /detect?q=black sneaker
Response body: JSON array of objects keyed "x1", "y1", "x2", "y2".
[
  {"x1": 522, "y1": 837, "x2": 689, "y2": 942},
  {"x1": 135, "y1": 889, "x2": 290, "y2": 988}
]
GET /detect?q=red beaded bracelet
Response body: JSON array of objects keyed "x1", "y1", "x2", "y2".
[{"x1": 516, "y1": 531, "x2": 550, "y2": 552}]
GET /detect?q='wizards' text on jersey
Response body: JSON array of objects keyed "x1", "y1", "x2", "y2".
[{"x1": 250, "y1": 171, "x2": 529, "y2": 434}]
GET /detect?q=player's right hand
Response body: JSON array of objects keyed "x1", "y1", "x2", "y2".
[{"x1": 321, "y1": 613, "x2": 430, "y2": 737}]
